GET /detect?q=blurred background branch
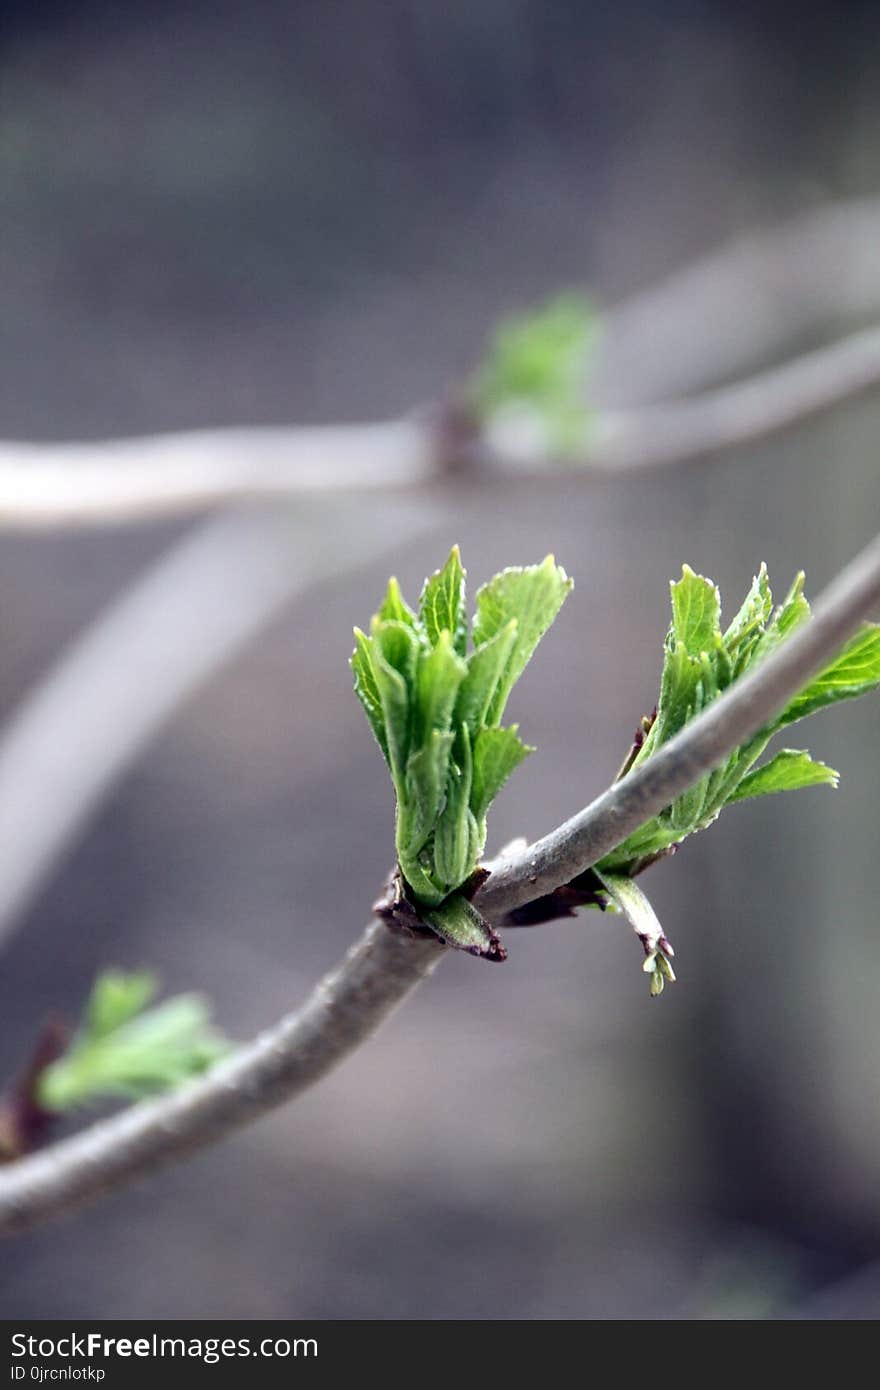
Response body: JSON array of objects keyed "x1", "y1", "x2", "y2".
[
  {"x1": 3, "y1": 201, "x2": 880, "y2": 528},
  {"x1": 595, "y1": 195, "x2": 880, "y2": 405},
  {"x1": 0, "y1": 501, "x2": 437, "y2": 948},
  {"x1": 0, "y1": 421, "x2": 436, "y2": 529},
  {"x1": 589, "y1": 325, "x2": 880, "y2": 472},
  {"x1": 0, "y1": 919, "x2": 445, "y2": 1236}
]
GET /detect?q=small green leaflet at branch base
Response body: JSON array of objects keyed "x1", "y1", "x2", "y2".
[
  {"x1": 590, "y1": 562, "x2": 880, "y2": 993},
  {"x1": 36, "y1": 971, "x2": 230, "y2": 1111},
  {"x1": 352, "y1": 547, "x2": 572, "y2": 959},
  {"x1": 727, "y1": 749, "x2": 838, "y2": 802},
  {"x1": 470, "y1": 293, "x2": 597, "y2": 459},
  {"x1": 594, "y1": 869, "x2": 676, "y2": 997},
  {"x1": 423, "y1": 894, "x2": 507, "y2": 963}
]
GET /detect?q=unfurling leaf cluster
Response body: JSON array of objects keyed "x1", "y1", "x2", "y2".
[
  {"x1": 592, "y1": 564, "x2": 880, "y2": 993},
  {"x1": 352, "y1": 547, "x2": 571, "y2": 954},
  {"x1": 598, "y1": 563, "x2": 880, "y2": 876}
]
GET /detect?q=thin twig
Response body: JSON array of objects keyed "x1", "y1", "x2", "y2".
[
  {"x1": 1, "y1": 529, "x2": 879, "y2": 1234},
  {"x1": 6, "y1": 196, "x2": 880, "y2": 531},
  {"x1": 477, "y1": 530, "x2": 880, "y2": 917},
  {"x1": 596, "y1": 195, "x2": 880, "y2": 406},
  {"x1": 0, "y1": 921, "x2": 444, "y2": 1234},
  {"x1": 0, "y1": 420, "x2": 435, "y2": 530},
  {"x1": 588, "y1": 325, "x2": 880, "y2": 472},
  {"x1": 2, "y1": 323, "x2": 880, "y2": 529}
]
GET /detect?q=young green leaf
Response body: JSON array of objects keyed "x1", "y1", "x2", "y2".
[
  {"x1": 419, "y1": 546, "x2": 467, "y2": 656},
  {"x1": 379, "y1": 575, "x2": 418, "y2": 628},
  {"x1": 471, "y1": 726, "x2": 532, "y2": 825},
  {"x1": 352, "y1": 628, "x2": 389, "y2": 764},
  {"x1": 773, "y1": 624, "x2": 880, "y2": 728},
  {"x1": 652, "y1": 568, "x2": 728, "y2": 756},
  {"x1": 727, "y1": 749, "x2": 839, "y2": 803},
  {"x1": 670, "y1": 565, "x2": 722, "y2": 657},
  {"x1": 368, "y1": 620, "x2": 413, "y2": 784},
  {"x1": 373, "y1": 617, "x2": 419, "y2": 688},
  {"x1": 769, "y1": 572, "x2": 811, "y2": 643},
  {"x1": 472, "y1": 556, "x2": 572, "y2": 723},
  {"x1": 723, "y1": 563, "x2": 773, "y2": 654},
  {"x1": 432, "y1": 732, "x2": 478, "y2": 894},
  {"x1": 414, "y1": 630, "x2": 467, "y2": 748},
  {"x1": 401, "y1": 731, "x2": 455, "y2": 862},
  {"x1": 85, "y1": 969, "x2": 158, "y2": 1038},
  {"x1": 455, "y1": 619, "x2": 518, "y2": 736}
]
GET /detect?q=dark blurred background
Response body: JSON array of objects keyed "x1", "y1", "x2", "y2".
[{"x1": 2, "y1": 0, "x2": 880, "y2": 1319}]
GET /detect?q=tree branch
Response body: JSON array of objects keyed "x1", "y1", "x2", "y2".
[
  {"x1": 0, "y1": 420, "x2": 436, "y2": 530},
  {"x1": 587, "y1": 325, "x2": 880, "y2": 473},
  {"x1": 2, "y1": 323, "x2": 880, "y2": 529},
  {"x1": 0, "y1": 921, "x2": 444, "y2": 1234},
  {"x1": 1, "y1": 529, "x2": 878, "y2": 1235},
  {"x1": 477, "y1": 530, "x2": 880, "y2": 916},
  {"x1": 596, "y1": 195, "x2": 880, "y2": 406}
]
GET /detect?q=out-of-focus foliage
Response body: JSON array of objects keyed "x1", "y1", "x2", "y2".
[
  {"x1": 471, "y1": 294, "x2": 597, "y2": 458},
  {"x1": 37, "y1": 971, "x2": 229, "y2": 1110}
]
